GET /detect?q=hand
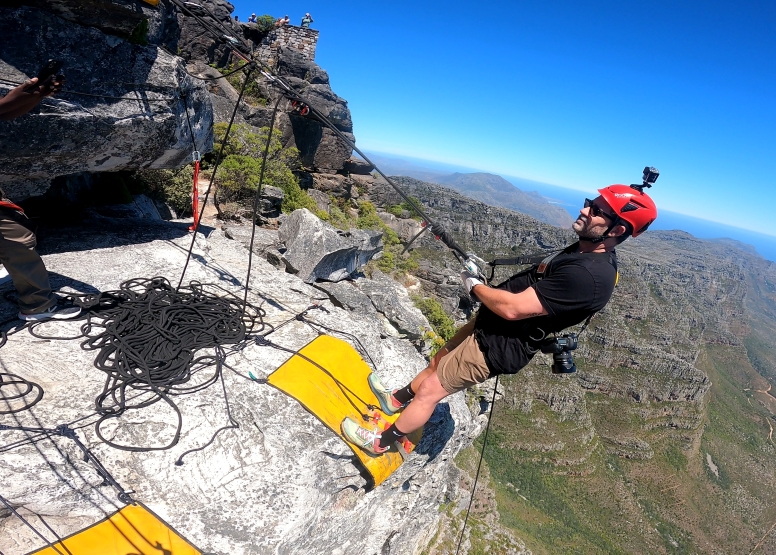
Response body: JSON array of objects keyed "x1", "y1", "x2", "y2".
[
  {"x1": 430, "y1": 222, "x2": 446, "y2": 238},
  {"x1": 460, "y1": 270, "x2": 483, "y2": 297},
  {"x1": 0, "y1": 75, "x2": 65, "y2": 120}
]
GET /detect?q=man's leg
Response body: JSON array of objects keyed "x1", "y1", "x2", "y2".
[
  {"x1": 0, "y1": 209, "x2": 57, "y2": 315},
  {"x1": 377, "y1": 331, "x2": 490, "y2": 450},
  {"x1": 388, "y1": 319, "x2": 478, "y2": 408}
]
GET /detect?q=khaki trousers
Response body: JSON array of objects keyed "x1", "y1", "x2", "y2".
[{"x1": 0, "y1": 208, "x2": 56, "y2": 314}]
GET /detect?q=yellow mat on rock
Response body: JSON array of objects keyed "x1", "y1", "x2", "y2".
[
  {"x1": 267, "y1": 335, "x2": 421, "y2": 488},
  {"x1": 29, "y1": 502, "x2": 201, "y2": 555}
]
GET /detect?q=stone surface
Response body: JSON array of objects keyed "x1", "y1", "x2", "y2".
[
  {"x1": 278, "y1": 208, "x2": 383, "y2": 283},
  {"x1": 378, "y1": 211, "x2": 424, "y2": 242},
  {"x1": 259, "y1": 26, "x2": 320, "y2": 64},
  {"x1": 307, "y1": 188, "x2": 331, "y2": 213},
  {"x1": 355, "y1": 271, "x2": 432, "y2": 341},
  {"x1": 0, "y1": 4, "x2": 213, "y2": 200},
  {"x1": 344, "y1": 156, "x2": 374, "y2": 175},
  {"x1": 0, "y1": 213, "x2": 480, "y2": 555},
  {"x1": 175, "y1": 0, "x2": 355, "y2": 175}
]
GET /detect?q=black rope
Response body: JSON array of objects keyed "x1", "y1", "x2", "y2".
[
  {"x1": 0, "y1": 492, "x2": 68, "y2": 555},
  {"x1": 0, "y1": 372, "x2": 43, "y2": 414},
  {"x1": 177, "y1": 64, "x2": 256, "y2": 288},
  {"x1": 0, "y1": 78, "x2": 177, "y2": 103},
  {"x1": 455, "y1": 375, "x2": 499, "y2": 555},
  {"x1": 25, "y1": 278, "x2": 265, "y2": 453},
  {"x1": 243, "y1": 93, "x2": 283, "y2": 311}
]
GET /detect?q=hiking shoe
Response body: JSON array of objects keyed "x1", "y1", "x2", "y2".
[
  {"x1": 18, "y1": 302, "x2": 81, "y2": 322},
  {"x1": 368, "y1": 373, "x2": 403, "y2": 416},
  {"x1": 341, "y1": 417, "x2": 387, "y2": 455}
]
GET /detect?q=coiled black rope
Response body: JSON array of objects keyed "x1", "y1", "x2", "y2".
[{"x1": 25, "y1": 277, "x2": 266, "y2": 452}]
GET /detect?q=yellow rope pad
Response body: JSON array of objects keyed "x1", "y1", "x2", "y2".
[
  {"x1": 29, "y1": 503, "x2": 201, "y2": 555},
  {"x1": 267, "y1": 335, "x2": 421, "y2": 487}
]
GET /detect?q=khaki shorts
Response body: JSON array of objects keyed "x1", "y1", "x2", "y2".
[{"x1": 436, "y1": 333, "x2": 491, "y2": 394}]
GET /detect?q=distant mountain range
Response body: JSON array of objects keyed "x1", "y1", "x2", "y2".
[
  {"x1": 361, "y1": 152, "x2": 572, "y2": 228},
  {"x1": 434, "y1": 172, "x2": 573, "y2": 228}
]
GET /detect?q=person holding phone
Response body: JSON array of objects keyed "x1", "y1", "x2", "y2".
[{"x1": 0, "y1": 67, "x2": 81, "y2": 321}]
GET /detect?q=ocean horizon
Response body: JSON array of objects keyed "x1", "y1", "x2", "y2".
[
  {"x1": 506, "y1": 177, "x2": 776, "y2": 263},
  {"x1": 360, "y1": 151, "x2": 776, "y2": 264}
]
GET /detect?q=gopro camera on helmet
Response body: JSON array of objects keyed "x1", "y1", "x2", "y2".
[
  {"x1": 540, "y1": 333, "x2": 578, "y2": 374},
  {"x1": 642, "y1": 167, "x2": 659, "y2": 187},
  {"x1": 630, "y1": 166, "x2": 659, "y2": 193}
]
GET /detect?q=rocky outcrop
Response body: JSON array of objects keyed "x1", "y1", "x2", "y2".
[
  {"x1": 0, "y1": 213, "x2": 482, "y2": 555},
  {"x1": 354, "y1": 271, "x2": 431, "y2": 340},
  {"x1": 278, "y1": 208, "x2": 383, "y2": 282},
  {"x1": 177, "y1": 4, "x2": 356, "y2": 175},
  {"x1": 0, "y1": 1, "x2": 213, "y2": 200}
]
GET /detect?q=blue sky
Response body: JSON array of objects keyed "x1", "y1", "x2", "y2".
[{"x1": 227, "y1": 1, "x2": 776, "y2": 236}]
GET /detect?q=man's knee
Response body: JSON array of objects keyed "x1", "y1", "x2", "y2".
[{"x1": 414, "y1": 371, "x2": 450, "y2": 403}]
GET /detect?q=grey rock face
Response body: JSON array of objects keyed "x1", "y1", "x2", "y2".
[
  {"x1": 278, "y1": 208, "x2": 383, "y2": 282},
  {"x1": 307, "y1": 188, "x2": 331, "y2": 213},
  {"x1": 344, "y1": 156, "x2": 375, "y2": 175},
  {"x1": 0, "y1": 4, "x2": 213, "y2": 200},
  {"x1": 257, "y1": 185, "x2": 284, "y2": 218},
  {"x1": 316, "y1": 280, "x2": 377, "y2": 315},
  {"x1": 176, "y1": 0, "x2": 355, "y2": 175},
  {"x1": 355, "y1": 272, "x2": 432, "y2": 340},
  {"x1": 378, "y1": 211, "x2": 424, "y2": 242},
  {"x1": 0, "y1": 214, "x2": 480, "y2": 555},
  {"x1": 310, "y1": 173, "x2": 351, "y2": 197}
]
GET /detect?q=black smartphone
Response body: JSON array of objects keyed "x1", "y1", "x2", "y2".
[{"x1": 25, "y1": 59, "x2": 63, "y2": 91}]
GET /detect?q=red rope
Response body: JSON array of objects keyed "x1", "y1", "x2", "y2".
[{"x1": 188, "y1": 159, "x2": 201, "y2": 231}]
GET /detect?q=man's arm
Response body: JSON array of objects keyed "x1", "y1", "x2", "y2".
[
  {"x1": 0, "y1": 75, "x2": 64, "y2": 121},
  {"x1": 471, "y1": 283, "x2": 548, "y2": 321}
]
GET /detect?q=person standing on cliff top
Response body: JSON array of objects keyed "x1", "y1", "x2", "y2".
[
  {"x1": 342, "y1": 183, "x2": 658, "y2": 454},
  {"x1": 248, "y1": 13, "x2": 257, "y2": 23},
  {"x1": 301, "y1": 13, "x2": 313, "y2": 28},
  {"x1": 0, "y1": 73, "x2": 82, "y2": 321}
]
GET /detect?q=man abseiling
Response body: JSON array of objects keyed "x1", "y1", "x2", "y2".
[{"x1": 342, "y1": 184, "x2": 657, "y2": 454}]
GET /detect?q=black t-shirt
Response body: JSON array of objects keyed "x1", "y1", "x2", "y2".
[{"x1": 475, "y1": 250, "x2": 618, "y2": 375}]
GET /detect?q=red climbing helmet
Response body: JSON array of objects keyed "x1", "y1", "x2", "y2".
[
  {"x1": 598, "y1": 185, "x2": 657, "y2": 237},
  {"x1": 597, "y1": 184, "x2": 657, "y2": 237}
]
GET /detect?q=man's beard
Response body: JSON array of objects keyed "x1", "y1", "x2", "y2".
[{"x1": 573, "y1": 216, "x2": 605, "y2": 242}]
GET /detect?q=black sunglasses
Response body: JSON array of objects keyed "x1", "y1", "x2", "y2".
[{"x1": 584, "y1": 198, "x2": 617, "y2": 221}]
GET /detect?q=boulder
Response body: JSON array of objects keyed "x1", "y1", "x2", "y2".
[
  {"x1": 344, "y1": 156, "x2": 374, "y2": 175},
  {"x1": 315, "y1": 280, "x2": 377, "y2": 315},
  {"x1": 311, "y1": 173, "x2": 350, "y2": 197},
  {"x1": 355, "y1": 271, "x2": 432, "y2": 340},
  {"x1": 378, "y1": 211, "x2": 424, "y2": 242},
  {"x1": 0, "y1": 4, "x2": 213, "y2": 200},
  {"x1": 258, "y1": 185, "x2": 284, "y2": 218},
  {"x1": 278, "y1": 208, "x2": 383, "y2": 282},
  {"x1": 307, "y1": 189, "x2": 331, "y2": 213}
]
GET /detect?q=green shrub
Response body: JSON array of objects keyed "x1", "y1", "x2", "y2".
[
  {"x1": 133, "y1": 168, "x2": 193, "y2": 216},
  {"x1": 211, "y1": 123, "x2": 321, "y2": 217},
  {"x1": 356, "y1": 201, "x2": 383, "y2": 229},
  {"x1": 129, "y1": 19, "x2": 149, "y2": 45},
  {"x1": 254, "y1": 14, "x2": 275, "y2": 33},
  {"x1": 412, "y1": 295, "x2": 456, "y2": 341}
]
